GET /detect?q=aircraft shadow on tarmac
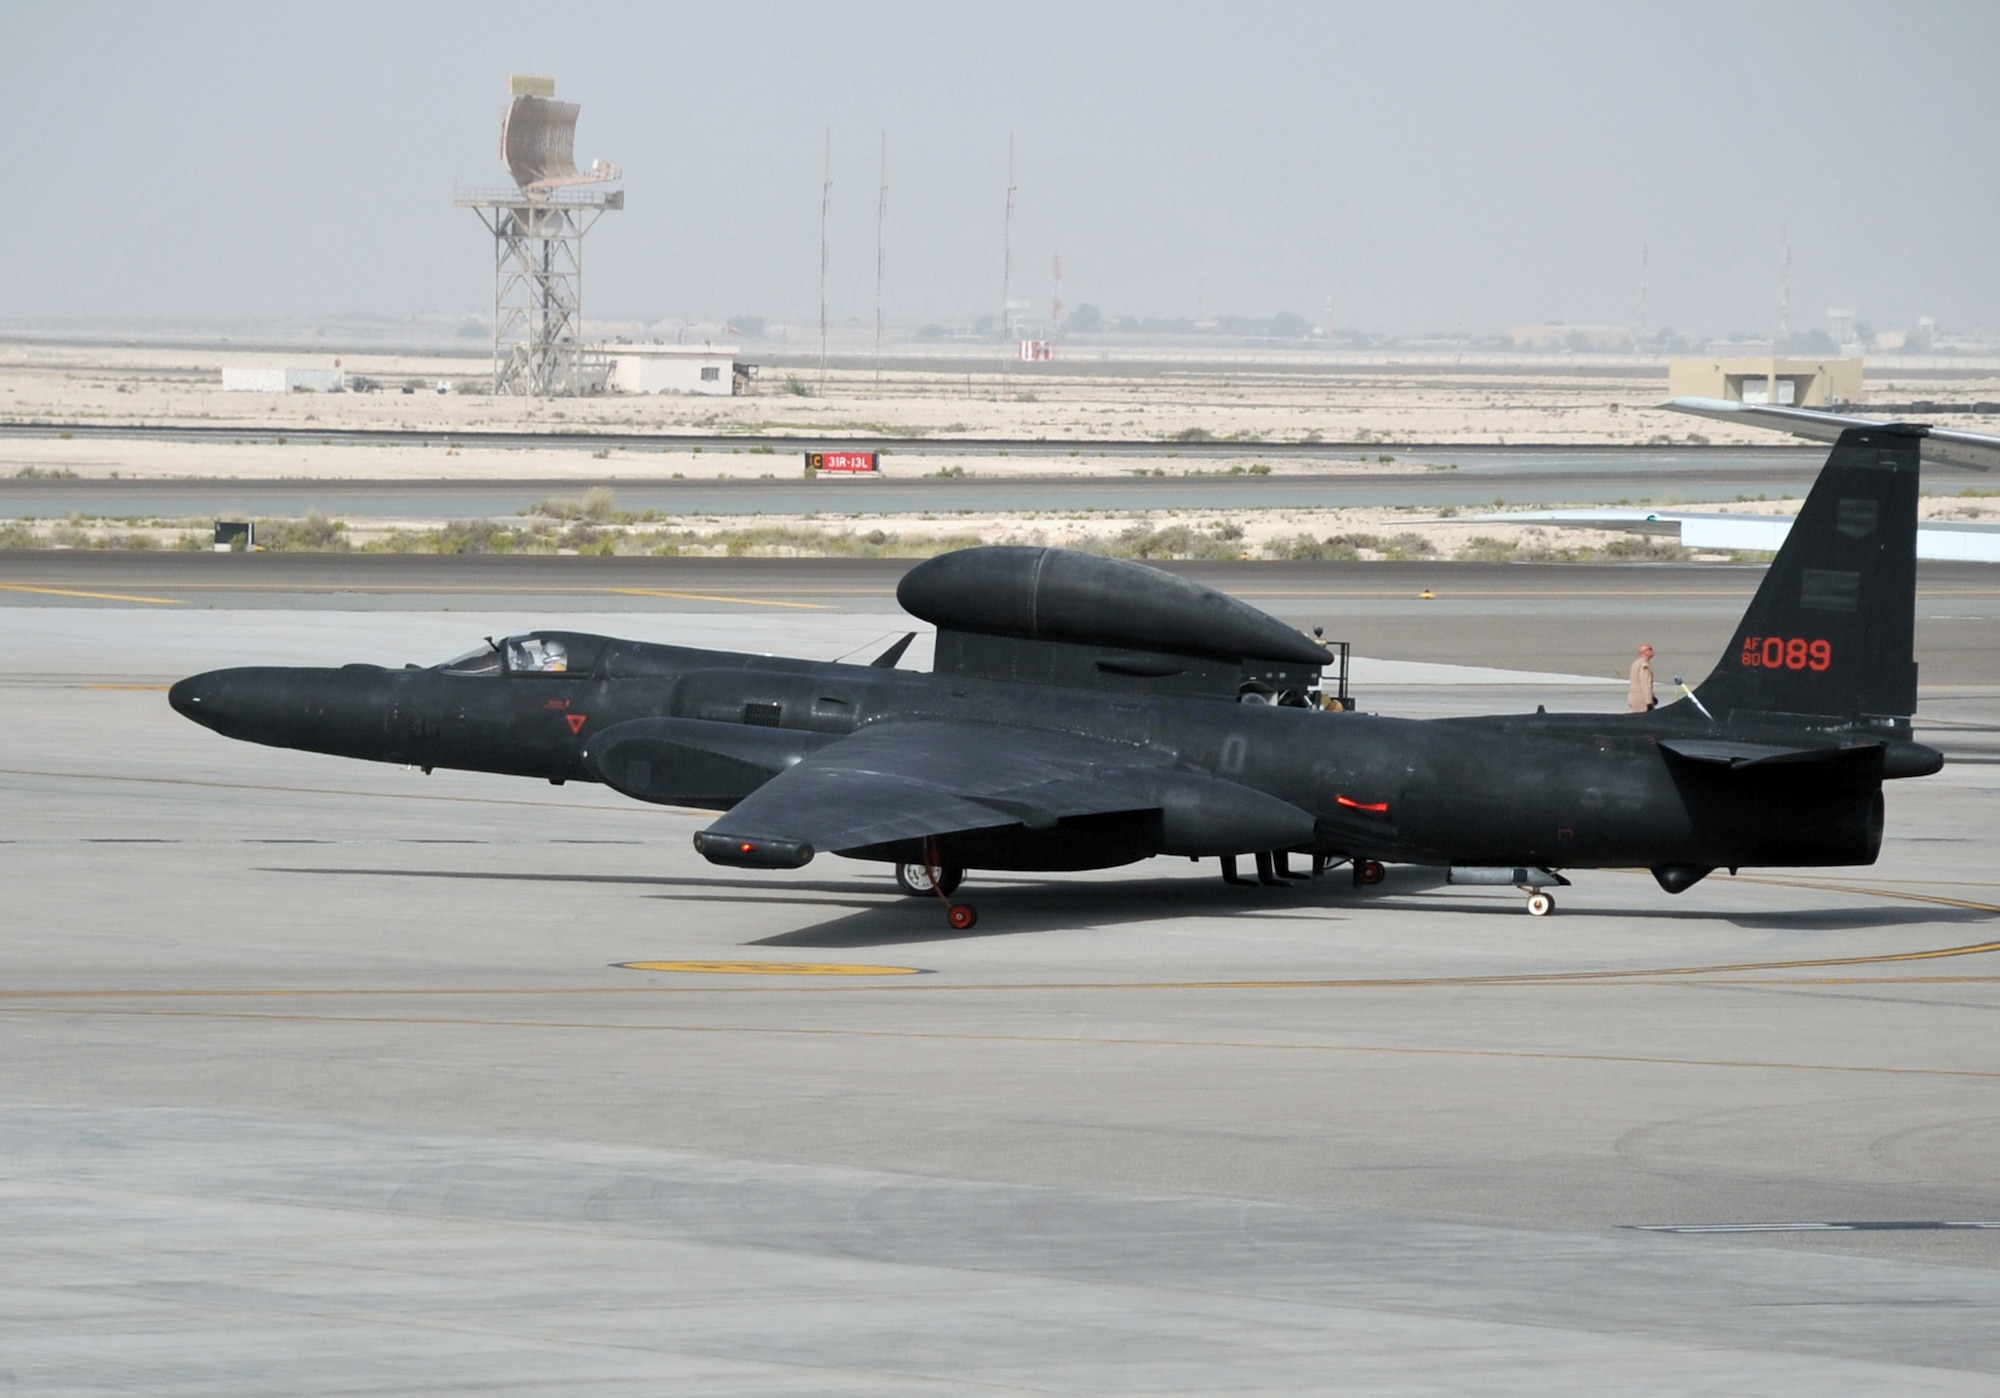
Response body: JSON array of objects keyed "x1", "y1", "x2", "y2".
[
  {"x1": 744, "y1": 875, "x2": 1374, "y2": 947},
  {"x1": 749, "y1": 867, "x2": 1993, "y2": 948},
  {"x1": 264, "y1": 863, "x2": 1990, "y2": 948},
  {"x1": 260, "y1": 865, "x2": 889, "y2": 914}
]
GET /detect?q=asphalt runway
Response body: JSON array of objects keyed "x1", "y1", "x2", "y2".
[
  {"x1": 0, "y1": 448, "x2": 1829, "y2": 521},
  {"x1": 0, "y1": 419, "x2": 1796, "y2": 463},
  {"x1": 5, "y1": 572, "x2": 2000, "y2": 1391}
]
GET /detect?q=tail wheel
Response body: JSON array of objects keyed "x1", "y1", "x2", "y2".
[
  {"x1": 1525, "y1": 891, "x2": 1555, "y2": 917},
  {"x1": 1354, "y1": 858, "x2": 1386, "y2": 887},
  {"x1": 896, "y1": 862, "x2": 964, "y2": 897},
  {"x1": 947, "y1": 903, "x2": 978, "y2": 930}
]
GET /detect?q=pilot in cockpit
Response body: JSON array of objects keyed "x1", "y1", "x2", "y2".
[
  {"x1": 440, "y1": 636, "x2": 568, "y2": 675},
  {"x1": 508, "y1": 637, "x2": 569, "y2": 673}
]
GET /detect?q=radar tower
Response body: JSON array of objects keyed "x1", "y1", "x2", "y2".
[{"x1": 456, "y1": 75, "x2": 622, "y2": 396}]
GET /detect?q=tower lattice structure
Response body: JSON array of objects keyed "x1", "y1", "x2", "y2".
[{"x1": 457, "y1": 76, "x2": 621, "y2": 397}]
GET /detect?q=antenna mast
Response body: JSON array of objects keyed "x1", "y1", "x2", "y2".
[
  {"x1": 875, "y1": 132, "x2": 887, "y2": 387},
  {"x1": 819, "y1": 127, "x2": 831, "y2": 390},
  {"x1": 1050, "y1": 253, "x2": 1063, "y2": 349},
  {"x1": 1001, "y1": 133, "x2": 1017, "y2": 353},
  {"x1": 1637, "y1": 242, "x2": 1648, "y2": 349},
  {"x1": 1777, "y1": 226, "x2": 1792, "y2": 347}
]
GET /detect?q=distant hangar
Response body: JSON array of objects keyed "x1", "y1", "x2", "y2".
[
  {"x1": 607, "y1": 344, "x2": 757, "y2": 396},
  {"x1": 1668, "y1": 355, "x2": 1862, "y2": 408}
]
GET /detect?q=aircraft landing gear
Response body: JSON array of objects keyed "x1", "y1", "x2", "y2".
[
  {"x1": 896, "y1": 861, "x2": 963, "y2": 897},
  {"x1": 1222, "y1": 852, "x2": 1313, "y2": 886},
  {"x1": 915, "y1": 839, "x2": 976, "y2": 929},
  {"x1": 1448, "y1": 866, "x2": 1567, "y2": 913},
  {"x1": 1353, "y1": 858, "x2": 1386, "y2": 887}
]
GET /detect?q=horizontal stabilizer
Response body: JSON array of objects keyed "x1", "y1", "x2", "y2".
[
  {"x1": 1666, "y1": 397, "x2": 2000, "y2": 472},
  {"x1": 1658, "y1": 737, "x2": 1880, "y2": 769}
]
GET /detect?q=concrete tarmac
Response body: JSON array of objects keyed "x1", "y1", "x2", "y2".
[{"x1": 4, "y1": 571, "x2": 1999, "y2": 1393}]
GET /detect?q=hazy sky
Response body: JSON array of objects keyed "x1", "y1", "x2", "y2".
[{"x1": 6, "y1": 1, "x2": 1996, "y2": 337}]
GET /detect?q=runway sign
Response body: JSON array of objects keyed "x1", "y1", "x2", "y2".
[{"x1": 806, "y1": 451, "x2": 880, "y2": 475}]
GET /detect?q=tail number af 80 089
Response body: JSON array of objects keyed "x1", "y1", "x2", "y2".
[{"x1": 1740, "y1": 636, "x2": 1831, "y2": 671}]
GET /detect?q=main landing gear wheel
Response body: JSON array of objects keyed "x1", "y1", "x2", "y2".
[
  {"x1": 896, "y1": 862, "x2": 963, "y2": 897},
  {"x1": 1353, "y1": 858, "x2": 1386, "y2": 887},
  {"x1": 947, "y1": 904, "x2": 979, "y2": 930},
  {"x1": 1525, "y1": 891, "x2": 1555, "y2": 917}
]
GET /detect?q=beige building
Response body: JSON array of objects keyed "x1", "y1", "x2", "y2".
[
  {"x1": 1668, "y1": 356, "x2": 1863, "y2": 408},
  {"x1": 606, "y1": 345, "x2": 755, "y2": 396},
  {"x1": 220, "y1": 367, "x2": 345, "y2": 393}
]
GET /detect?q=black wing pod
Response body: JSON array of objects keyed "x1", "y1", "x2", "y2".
[{"x1": 899, "y1": 546, "x2": 1330, "y2": 699}]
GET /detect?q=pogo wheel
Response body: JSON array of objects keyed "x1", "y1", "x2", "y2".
[
  {"x1": 947, "y1": 904, "x2": 978, "y2": 930},
  {"x1": 1525, "y1": 891, "x2": 1555, "y2": 917}
]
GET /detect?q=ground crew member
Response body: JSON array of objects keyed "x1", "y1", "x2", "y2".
[{"x1": 1627, "y1": 643, "x2": 1656, "y2": 712}]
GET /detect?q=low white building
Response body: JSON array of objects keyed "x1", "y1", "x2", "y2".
[
  {"x1": 607, "y1": 345, "x2": 753, "y2": 396},
  {"x1": 220, "y1": 367, "x2": 346, "y2": 393}
]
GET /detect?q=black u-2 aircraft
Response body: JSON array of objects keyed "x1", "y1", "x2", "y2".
[{"x1": 171, "y1": 427, "x2": 1942, "y2": 925}]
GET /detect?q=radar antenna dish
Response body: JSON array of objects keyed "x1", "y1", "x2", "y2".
[{"x1": 501, "y1": 94, "x2": 620, "y2": 192}]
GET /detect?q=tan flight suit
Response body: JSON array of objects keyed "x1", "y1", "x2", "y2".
[{"x1": 1627, "y1": 655, "x2": 1655, "y2": 712}]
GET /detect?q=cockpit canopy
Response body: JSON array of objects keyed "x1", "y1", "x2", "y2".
[{"x1": 438, "y1": 632, "x2": 604, "y2": 677}]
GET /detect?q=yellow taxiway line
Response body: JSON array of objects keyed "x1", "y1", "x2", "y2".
[
  {"x1": 618, "y1": 960, "x2": 921, "y2": 976},
  {"x1": 4, "y1": 932, "x2": 1999, "y2": 1000},
  {"x1": 0, "y1": 583, "x2": 183, "y2": 605},
  {"x1": 605, "y1": 587, "x2": 828, "y2": 609},
  {"x1": 0, "y1": 878, "x2": 1993, "y2": 997}
]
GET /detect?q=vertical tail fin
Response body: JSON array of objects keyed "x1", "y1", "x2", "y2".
[{"x1": 1693, "y1": 426, "x2": 1921, "y2": 722}]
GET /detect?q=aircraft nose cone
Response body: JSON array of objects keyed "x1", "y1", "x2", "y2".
[
  {"x1": 168, "y1": 672, "x2": 213, "y2": 723},
  {"x1": 168, "y1": 668, "x2": 267, "y2": 736}
]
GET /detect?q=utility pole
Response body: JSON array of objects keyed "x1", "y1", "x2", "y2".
[
  {"x1": 1050, "y1": 253, "x2": 1063, "y2": 350},
  {"x1": 819, "y1": 127, "x2": 831, "y2": 391},
  {"x1": 1637, "y1": 242, "x2": 1648, "y2": 350},
  {"x1": 875, "y1": 132, "x2": 887, "y2": 388},
  {"x1": 1777, "y1": 226, "x2": 1792, "y2": 348},
  {"x1": 1001, "y1": 133, "x2": 1016, "y2": 360}
]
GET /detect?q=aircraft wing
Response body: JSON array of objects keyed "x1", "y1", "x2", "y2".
[
  {"x1": 689, "y1": 718, "x2": 1314, "y2": 867},
  {"x1": 1664, "y1": 396, "x2": 2000, "y2": 472}
]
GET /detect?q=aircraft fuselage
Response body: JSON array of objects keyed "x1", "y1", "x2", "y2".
[{"x1": 170, "y1": 634, "x2": 1926, "y2": 876}]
